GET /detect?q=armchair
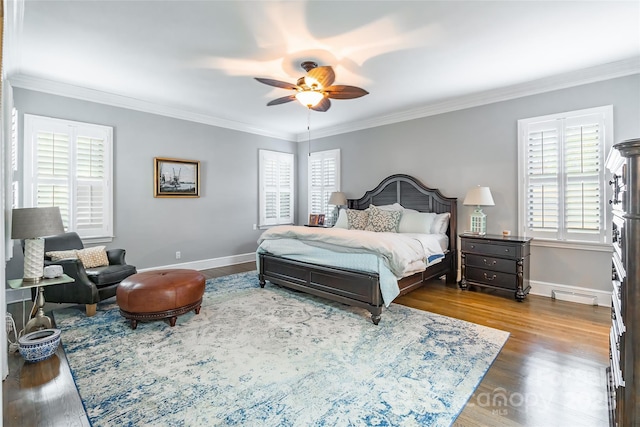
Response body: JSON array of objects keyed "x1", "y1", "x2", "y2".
[{"x1": 36, "y1": 232, "x2": 137, "y2": 316}]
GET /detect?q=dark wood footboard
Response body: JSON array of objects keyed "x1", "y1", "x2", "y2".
[
  {"x1": 259, "y1": 253, "x2": 384, "y2": 324},
  {"x1": 259, "y1": 251, "x2": 455, "y2": 325}
]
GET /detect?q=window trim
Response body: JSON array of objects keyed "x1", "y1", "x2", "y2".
[
  {"x1": 517, "y1": 105, "x2": 613, "y2": 245},
  {"x1": 23, "y1": 114, "x2": 114, "y2": 242}
]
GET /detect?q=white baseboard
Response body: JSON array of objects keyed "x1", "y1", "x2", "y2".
[
  {"x1": 137, "y1": 252, "x2": 256, "y2": 273},
  {"x1": 529, "y1": 280, "x2": 611, "y2": 307},
  {"x1": 6, "y1": 252, "x2": 257, "y2": 304}
]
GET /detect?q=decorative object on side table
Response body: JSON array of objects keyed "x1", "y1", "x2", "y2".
[
  {"x1": 459, "y1": 233, "x2": 532, "y2": 301},
  {"x1": 11, "y1": 207, "x2": 65, "y2": 282},
  {"x1": 18, "y1": 328, "x2": 61, "y2": 363},
  {"x1": 463, "y1": 186, "x2": 494, "y2": 235}
]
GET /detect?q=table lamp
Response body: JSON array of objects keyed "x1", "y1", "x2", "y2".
[
  {"x1": 11, "y1": 207, "x2": 65, "y2": 282},
  {"x1": 463, "y1": 186, "x2": 494, "y2": 235},
  {"x1": 328, "y1": 191, "x2": 347, "y2": 226}
]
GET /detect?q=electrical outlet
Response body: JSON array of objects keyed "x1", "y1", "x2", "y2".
[
  {"x1": 176, "y1": 251, "x2": 181, "y2": 260},
  {"x1": 253, "y1": 224, "x2": 257, "y2": 230}
]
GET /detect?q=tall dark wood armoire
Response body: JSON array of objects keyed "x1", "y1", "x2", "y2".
[{"x1": 606, "y1": 137, "x2": 640, "y2": 426}]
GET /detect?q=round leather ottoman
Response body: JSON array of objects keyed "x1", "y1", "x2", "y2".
[{"x1": 116, "y1": 269, "x2": 206, "y2": 330}]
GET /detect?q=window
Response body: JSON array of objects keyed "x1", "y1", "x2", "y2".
[
  {"x1": 518, "y1": 106, "x2": 612, "y2": 244},
  {"x1": 23, "y1": 115, "x2": 113, "y2": 241},
  {"x1": 308, "y1": 149, "x2": 340, "y2": 224},
  {"x1": 259, "y1": 150, "x2": 294, "y2": 227}
]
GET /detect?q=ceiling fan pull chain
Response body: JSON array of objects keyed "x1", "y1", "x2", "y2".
[{"x1": 308, "y1": 107, "x2": 312, "y2": 156}]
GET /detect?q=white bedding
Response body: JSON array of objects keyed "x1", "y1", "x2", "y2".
[
  {"x1": 256, "y1": 226, "x2": 448, "y2": 305},
  {"x1": 258, "y1": 225, "x2": 446, "y2": 278}
]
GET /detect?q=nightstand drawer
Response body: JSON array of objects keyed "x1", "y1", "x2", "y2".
[
  {"x1": 461, "y1": 240, "x2": 523, "y2": 259},
  {"x1": 466, "y1": 267, "x2": 517, "y2": 290},
  {"x1": 465, "y1": 254, "x2": 516, "y2": 274}
]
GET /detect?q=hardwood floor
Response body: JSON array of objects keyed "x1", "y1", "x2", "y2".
[{"x1": 3, "y1": 262, "x2": 610, "y2": 426}]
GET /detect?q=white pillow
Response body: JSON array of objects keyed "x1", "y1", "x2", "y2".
[
  {"x1": 430, "y1": 213, "x2": 451, "y2": 234},
  {"x1": 333, "y1": 208, "x2": 348, "y2": 229},
  {"x1": 398, "y1": 211, "x2": 436, "y2": 234},
  {"x1": 371, "y1": 203, "x2": 404, "y2": 211}
]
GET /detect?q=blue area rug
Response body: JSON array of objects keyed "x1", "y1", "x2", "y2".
[{"x1": 53, "y1": 271, "x2": 509, "y2": 426}]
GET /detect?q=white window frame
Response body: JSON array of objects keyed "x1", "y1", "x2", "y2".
[
  {"x1": 517, "y1": 105, "x2": 612, "y2": 247},
  {"x1": 308, "y1": 149, "x2": 341, "y2": 223},
  {"x1": 23, "y1": 114, "x2": 113, "y2": 242},
  {"x1": 258, "y1": 149, "x2": 295, "y2": 227}
]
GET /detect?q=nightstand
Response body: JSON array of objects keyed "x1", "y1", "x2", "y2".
[{"x1": 459, "y1": 234, "x2": 532, "y2": 301}]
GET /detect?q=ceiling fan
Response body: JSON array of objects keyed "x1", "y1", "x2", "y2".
[{"x1": 255, "y1": 61, "x2": 369, "y2": 112}]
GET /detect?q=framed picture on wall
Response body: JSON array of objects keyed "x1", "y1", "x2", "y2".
[{"x1": 154, "y1": 157, "x2": 200, "y2": 198}]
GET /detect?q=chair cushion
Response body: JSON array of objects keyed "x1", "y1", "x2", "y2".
[{"x1": 86, "y1": 264, "x2": 137, "y2": 286}]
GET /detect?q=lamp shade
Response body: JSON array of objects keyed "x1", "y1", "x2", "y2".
[
  {"x1": 463, "y1": 186, "x2": 495, "y2": 207},
  {"x1": 328, "y1": 191, "x2": 347, "y2": 206},
  {"x1": 11, "y1": 207, "x2": 64, "y2": 239}
]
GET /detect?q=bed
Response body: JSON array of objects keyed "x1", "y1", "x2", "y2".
[{"x1": 257, "y1": 174, "x2": 458, "y2": 324}]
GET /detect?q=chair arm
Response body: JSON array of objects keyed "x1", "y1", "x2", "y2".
[
  {"x1": 106, "y1": 248, "x2": 127, "y2": 265},
  {"x1": 41, "y1": 258, "x2": 99, "y2": 304}
]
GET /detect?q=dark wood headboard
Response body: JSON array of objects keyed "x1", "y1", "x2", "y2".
[{"x1": 347, "y1": 174, "x2": 458, "y2": 257}]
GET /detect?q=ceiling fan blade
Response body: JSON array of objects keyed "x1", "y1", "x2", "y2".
[
  {"x1": 324, "y1": 85, "x2": 369, "y2": 99},
  {"x1": 267, "y1": 95, "x2": 297, "y2": 106},
  {"x1": 254, "y1": 77, "x2": 298, "y2": 90},
  {"x1": 311, "y1": 97, "x2": 331, "y2": 112},
  {"x1": 306, "y1": 66, "x2": 335, "y2": 89}
]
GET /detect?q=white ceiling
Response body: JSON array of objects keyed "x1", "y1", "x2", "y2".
[{"x1": 6, "y1": 0, "x2": 640, "y2": 141}]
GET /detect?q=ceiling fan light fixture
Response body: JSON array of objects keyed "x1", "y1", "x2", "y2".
[{"x1": 295, "y1": 90, "x2": 324, "y2": 108}]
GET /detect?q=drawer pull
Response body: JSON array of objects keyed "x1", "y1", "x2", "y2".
[
  {"x1": 483, "y1": 258, "x2": 497, "y2": 266},
  {"x1": 483, "y1": 273, "x2": 497, "y2": 281}
]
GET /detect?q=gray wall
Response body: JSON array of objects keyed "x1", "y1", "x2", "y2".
[
  {"x1": 12, "y1": 88, "x2": 296, "y2": 271},
  {"x1": 11, "y1": 74, "x2": 640, "y2": 294},
  {"x1": 297, "y1": 74, "x2": 640, "y2": 292}
]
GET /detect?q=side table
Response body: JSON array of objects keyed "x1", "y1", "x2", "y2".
[
  {"x1": 459, "y1": 234, "x2": 532, "y2": 301},
  {"x1": 8, "y1": 274, "x2": 74, "y2": 333}
]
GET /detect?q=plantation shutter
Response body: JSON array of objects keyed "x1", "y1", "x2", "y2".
[
  {"x1": 563, "y1": 114, "x2": 603, "y2": 239},
  {"x1": 308, "y1": 149, "x2": 340, "y2": 223},
  {"x1": 24, "y1": 115, "x2": 113, "y2": 240},
  {"x1": 519, "y1": 106, "x2": 609, "y2": 243},
  {"x1": 259, "y1": 150, "x2": 294, "y2": 226},
  {"x1": 35, "y1": 129, "x2": 72, "y2": 229},
  {"x1": 75, "y1": 133, "x2": 107, "y2": 236},
  {"x1": 526, "y1": 121, "x2": 560, "y2": 236}
]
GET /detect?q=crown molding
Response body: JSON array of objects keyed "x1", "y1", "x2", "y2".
[
  {"x1": 7, "y1": 55, "x2": 638, "y2": 144},
  {"x1": 8, "y1": 75, "x2": 296, "y2": 141},
  {"x1": 296, "y1": 57, "x2": 640, "y2": 141}
]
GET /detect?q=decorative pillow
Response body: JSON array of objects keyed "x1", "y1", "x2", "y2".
[
  {"x1": 333, "y1": 208, "x2": 348, "y2": 229},
  {"x1": 76, "y1": 246, "x2": 109, "y2": 268},
  {"x1": 399, "y1": 210, "x2": 437, "y2": 234},
  {"x1": 430, "y1": 213, "x2": 451, "y2": 234},
  {"x1": 365, "y1": 205, "x2": 401, "y2": 233},
  {"x1": 346, "y1": 209, "x2": 369, "y2": 230},
  {"x1": 45, "y1": 249, "x2": 78, "y2": 261}
]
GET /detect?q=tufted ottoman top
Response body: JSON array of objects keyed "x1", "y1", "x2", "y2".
[{"x1": 117, "y1": 269, "x2": 206, "y2": 314}]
